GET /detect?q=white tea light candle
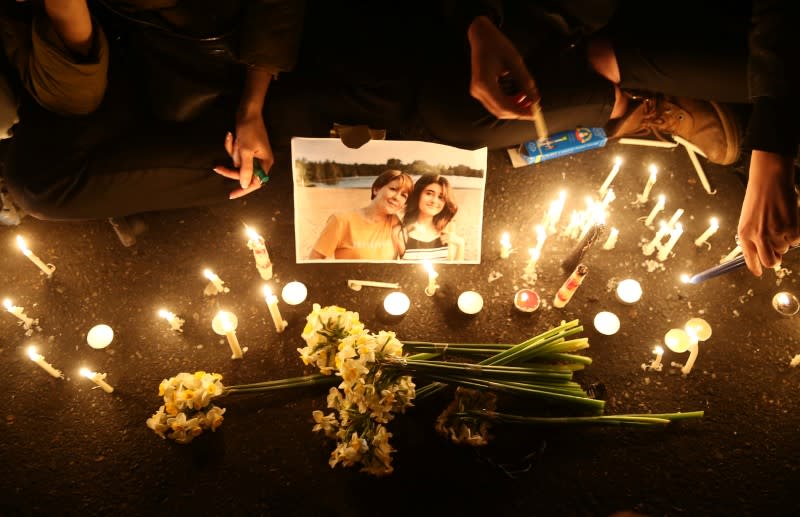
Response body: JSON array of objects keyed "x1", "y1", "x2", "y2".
[
  {"x1": 87, "y1": 324, "x2": 114, "y2": 349},
  {"x1": 594, "y1": 311, "x2": 620, "y2": 336},
  {"x1": 383, "y1": 292, "x2": 410, "y2": 316},
  {"x1": 615, "y1": 279, "x2": 642, "y2": 304},
  {"x1": 684, "y1": 317, "x2": 712, "y2": 341},
  {"x1": 79, "y1": 367, "x2": 114, "y2": 393},
  {"x1": 457, "y1": 291, "x2": 483, "y2": 315},
  {"x1": 281, "y1": 281, "x2": 308, "y2": 305}
]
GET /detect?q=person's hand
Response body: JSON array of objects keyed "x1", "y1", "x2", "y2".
[
  {"x1": 737, "y1": 150, "x2": 799, "y2": 276},
  {"x1": 467, "y1": 15, "x2": 540, "y2": 120},
  {"x1": 213, "y1": 116, "x2": 274, "y2": 199}
]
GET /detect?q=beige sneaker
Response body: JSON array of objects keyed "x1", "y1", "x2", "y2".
[{"x1": 606, "y1": 92, "x2": 742, "y2": 165}]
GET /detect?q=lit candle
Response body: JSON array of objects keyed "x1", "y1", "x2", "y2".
[
  {"x1": 636, "y1": 164, "x2": 658, "y2": 203},
  {"x1": 513, "y1": 289, "x2": 540, "y2": 313},
  {"x1": 642, "y1": 220, "x2": 669, "y2": 256},
  {"x1": 263, "y1": 286, "x2": 288, "y2": 333},
  {"x1": 423, "y1": 261, "x2": 439, "y2": 296},
  {"x1": 158, "y1": 309, "x2": 184, "y2": 332},
  {"x1": 673, "y1": 135, "x2": 715, "y2": 195},
  {"x1": 553, "y1": 263, "x2": 589, "y2": 308},
  {"x1": 534, "y1": 225, "x2": 547, "y2": 255},
  {"x1": 546, "y1": 191, "x2": 567, "y2": 235},
  {"x1": 347, "y1": 279, "x2": 401, "y2": 291},
  {"x1": 27, "y1": 346, "x2": 63, "y2": 378},
  {"x1": 500, "y1": 232, "x2": 512, "y2": 259},
  {"x1": 600, "y1": 188, "x2": 616, "y2": 211},
  {"x1": 685, "y1": 317, "x2": 712, "y2": 341},
  {"x1": 562, "y1": 210, "x2": 581, "y2": 238},
  {"x1": 615, "y1": 278, "x2": 642, "y2": 304},
  {"x1": 593, "y1": 311, "x2": 620, "y2": 335},
  {"x1": 383, "y1": 291, "x2": 410, "y2": 316},
  {"x1": 245, "y1": 225, "x2": 273, "y2": 280},
  {"x1": 772, "y1": 292, "x2": 800, "y2": 316},
  {"x1": 203, "y1": 269, "x2": 228, "y2": 294},
  {"x1": 720, "y1": 245, "x2": 742, "y2": 264},
  {"x1": 86, "y1": 324, "x2": 114, "y2": 350},
  {"x1": 664, "y1": 328, "x2": 701, "y2": 375},
  {"x1": 694, "y1": 217, "x2": 720, "y2": 247},
  {"x1": 601, "y1": 227, "x2": 619, "y2": 250},
  {"x1": 281, "y1": 281, "x2": 308, "y2": 305},
  {"x1": 457, "y1": 291, "x2": 484, "y2": 315},
  {"x1": 79, "y1": 367, "x2": 114, "y2": 393},
  {"x1": 666, "y1": 208, "x2": 684, "y2": 230},
  {"x1": 598, "y1": 156, "x2": 622, "y2": 198},
  {"x1": 651, "y1": 346, "x2": 664, "y2": 371},
  {"x1": 211, "y1": 310, "x2": 243, "y2": 359},
  {"x1": 656, "y1": 222, "x2": 683, "y2": 261},
  {"x1": 523, "y1": 247, "x2": 540, "y2": 280},
  {"x1": 643, "y1": 194, "x2": 665, "y2": 226},
  {"x1": 3, "y1": 298, "x2": 35, "y2": 328},
  {"x1": 16, "y1": 235, "x2": 55, "y2": 277}
]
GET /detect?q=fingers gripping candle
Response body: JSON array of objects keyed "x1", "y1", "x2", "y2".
[
  {"x1": 245, "y1": 226, "x2": 273, "y2": 280},
  {"x1": 553, "y1": 264, "x2": 589, "y2": 308}
]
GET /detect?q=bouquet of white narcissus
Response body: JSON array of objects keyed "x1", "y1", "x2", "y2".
[{"x1": 147, "y1": 371, "x2": 226, "y2": 444}]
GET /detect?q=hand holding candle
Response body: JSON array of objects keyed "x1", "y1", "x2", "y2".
[
  {"x1": 423, "y1": 261, "x2": 439, "y2": 296},
  {"x1": 212, "y1": 310, "x2": 243, "y2": 359},
  {"x1": 16, "y1": 235, "x2": 55, "y2": 277},
  {"x1": 27, "y1": 346, "x2": 63, "y2": 378},
  {"x1": 80, "y1": 367, "x2": 114, "y2": 393},
  {"x1": 263, "y1": 286, "x2": 288, "y2": 333},
  {"x1": 245, "y1": 225, "x2": 273, "y2": 280}
]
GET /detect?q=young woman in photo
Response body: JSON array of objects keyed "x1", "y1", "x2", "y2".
[{"x1": 400, "y1": 174, "x2": 464, "y2": 261}]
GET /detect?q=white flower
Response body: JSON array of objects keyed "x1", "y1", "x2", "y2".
[{"x1": 312, "y1": 410, "x2": 339, "y2": 438}]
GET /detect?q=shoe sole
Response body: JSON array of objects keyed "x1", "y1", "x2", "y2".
[{"x1": 709, "y1": 101, "x2": 741, "y2": 165}]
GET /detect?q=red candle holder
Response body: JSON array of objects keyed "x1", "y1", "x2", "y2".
[{"x1": 514, "y1": 289, "x2": 540, "y2": 313}]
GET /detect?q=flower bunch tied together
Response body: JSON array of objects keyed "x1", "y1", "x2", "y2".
[
  {"x1": 301, "y1": 304, "x2": 416, "y2": 476},
  {"x1": 146, "y1": 371, "x2": 226, "y2": 444}
]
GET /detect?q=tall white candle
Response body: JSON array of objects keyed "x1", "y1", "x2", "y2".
[
  {"x1": 212, "y1": 310, "x2": 243, "y2": 359},
  {"x1": 80, "y1": 367, "x2": 114, "y2": 393},
  {"x1": 546, "y1": 191, "x2": 567, "y2": 234},
  {"x1": 158, "y1": 309, "x2": 185, "y2": 332},
  {"x1": 642, "y1": 220, "x2": 670, "y2": 256},
  {"x1": 643, "y1": 194, "x2": 665, "y2": 226},
  {"x1": 637, "y1": 164, "x2": 658, "y2": 203},
  {"x1": 3, "y1": 298, "x2": 34, "y2": 327},
  {"x1": 602, "y1": 227, "x2": 619, "y2": 250},
  {"x1": 666, "y1": 208, "x2": 684, "y2": 229},
  {"x1": 203, "y1": 269, "x2": 227, "y2": 294},
  {"x1": 694, "y1": 217, "x2": 720, "y2": 247},
  {"x1": 500, "y1": 232, "x2": 512, "y2": 259},
  {"x1": 720, "y1": 245, "x2": 742, "y2": 264},
  {"x1": 598, "y1": 156, "x2": 622, "y2": 198},
  {"x1": 600, "y1": 188, "x2": 616, "y2": 211},
  {"x1": 245, "y1": 225, "x2": 273, "y2": 280},
  {"x1": 347, "y1": 279, "x2": 401, "y2": 291},
  {"x1": 534, "y1": 224, "x2": 547, "y2": 255},
  {"x1": 657, "y1": 223, "x2": 684, "y2": 261},
  {"x1": 27, "y1": 346, "x2": 63, "y2": 378},
  {"x1": 423, "y1": 261, "x2": 439, "y2": 296},
  {"x1": 263, "y1": 286, "x2": 288, "y2": 333},
  {"x1": 16, "y1": 235, "x2": 55, "y2": 277}
]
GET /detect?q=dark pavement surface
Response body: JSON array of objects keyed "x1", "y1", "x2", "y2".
[{"x1": 2, "y1": 139, "x2": 799, "y2": 516}]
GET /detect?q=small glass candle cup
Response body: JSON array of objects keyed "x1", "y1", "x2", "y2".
[
  {"x1": 772, "y1": 292, "x2": 800, "y2": 317},
  {"x1": 513, "y1": 289, "x2": 540, "y2": 313}
]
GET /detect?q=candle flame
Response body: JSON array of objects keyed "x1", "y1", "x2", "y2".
[
  {"x1": 245, "y1": 225, "x2": 261, "y2": 241},
  {"x1": 203, "y1": 269, "x2": 215, "y2": 280},
  {"x1": 27, "y1": 345, "x2": 40, "y2": 360},
  {"x1": 423, "y1": 260, "x2": 435, "y2": 275},
  {"x1": 520, "y1": 292, "x2": 529, "y2": 302},
  {"x1": 778, "y1": 292, "x2": 790, "y2": 306},
  {"x1": 263, "y1": 285, "x2": 274, "y2": 299},
  {"x1": 158, "y1": 309, "x2": 173, "y2": 319},
  {"x1": 648, "y1": 164, "x2": 658, "y2": 177},
  {"x1": 79, "y1": 367, "x2": 94, "y2": 378},
  {"x1": 657, "y1": 194, "x2": 665, "y2": 205},
  {"x1": 2, "y1": 298, "x2": 12, "y2": 310},
  {"x1": 500, "y1": 232, "x2": 511, "y2": 247},
  {"x1": 15, "y1": 235, "x2": 29, "y2": 252},
  {"x1": 216, "y1": 310, "x2": 235, "y2": 332},
  {"x1": 710, "y1": 217, "x2": 719, "y2": 229},
  {"x1": 680, "y1": 273, "x2": 690, "y2": 284},
  {"x1": 614, "y1": 156, "x2": 622, "y2": 166},
  {"x1": 528, "y1": 247, "x2": 540, "y2": 261},
  {"x1": 654, "y1": 346, "x2": 664, "y2": 355}
]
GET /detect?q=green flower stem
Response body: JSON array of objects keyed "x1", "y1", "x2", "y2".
[
  {"x1": 222, "y1": 374, "x2": 338, "y2": 396},
  {"x1": 483, "y1": 323, "x2": 584, "y2": 366},
  {"x1": 382, "y1": 357, "x2": 576, "y2": 382},
  {"x1": 464, "y1": 409, "x2": 704, "y2": 426},
  {"x1": 537, "y1": 352, "x2": 593, "y2": 366}
]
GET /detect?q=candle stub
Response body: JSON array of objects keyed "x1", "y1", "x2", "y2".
[
  {"x1": 87, "y1": 324, "x2": 114, "y2": 349},
  {"x1": 513, "y1": 289, "x2": 540, "y2": 313}
]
